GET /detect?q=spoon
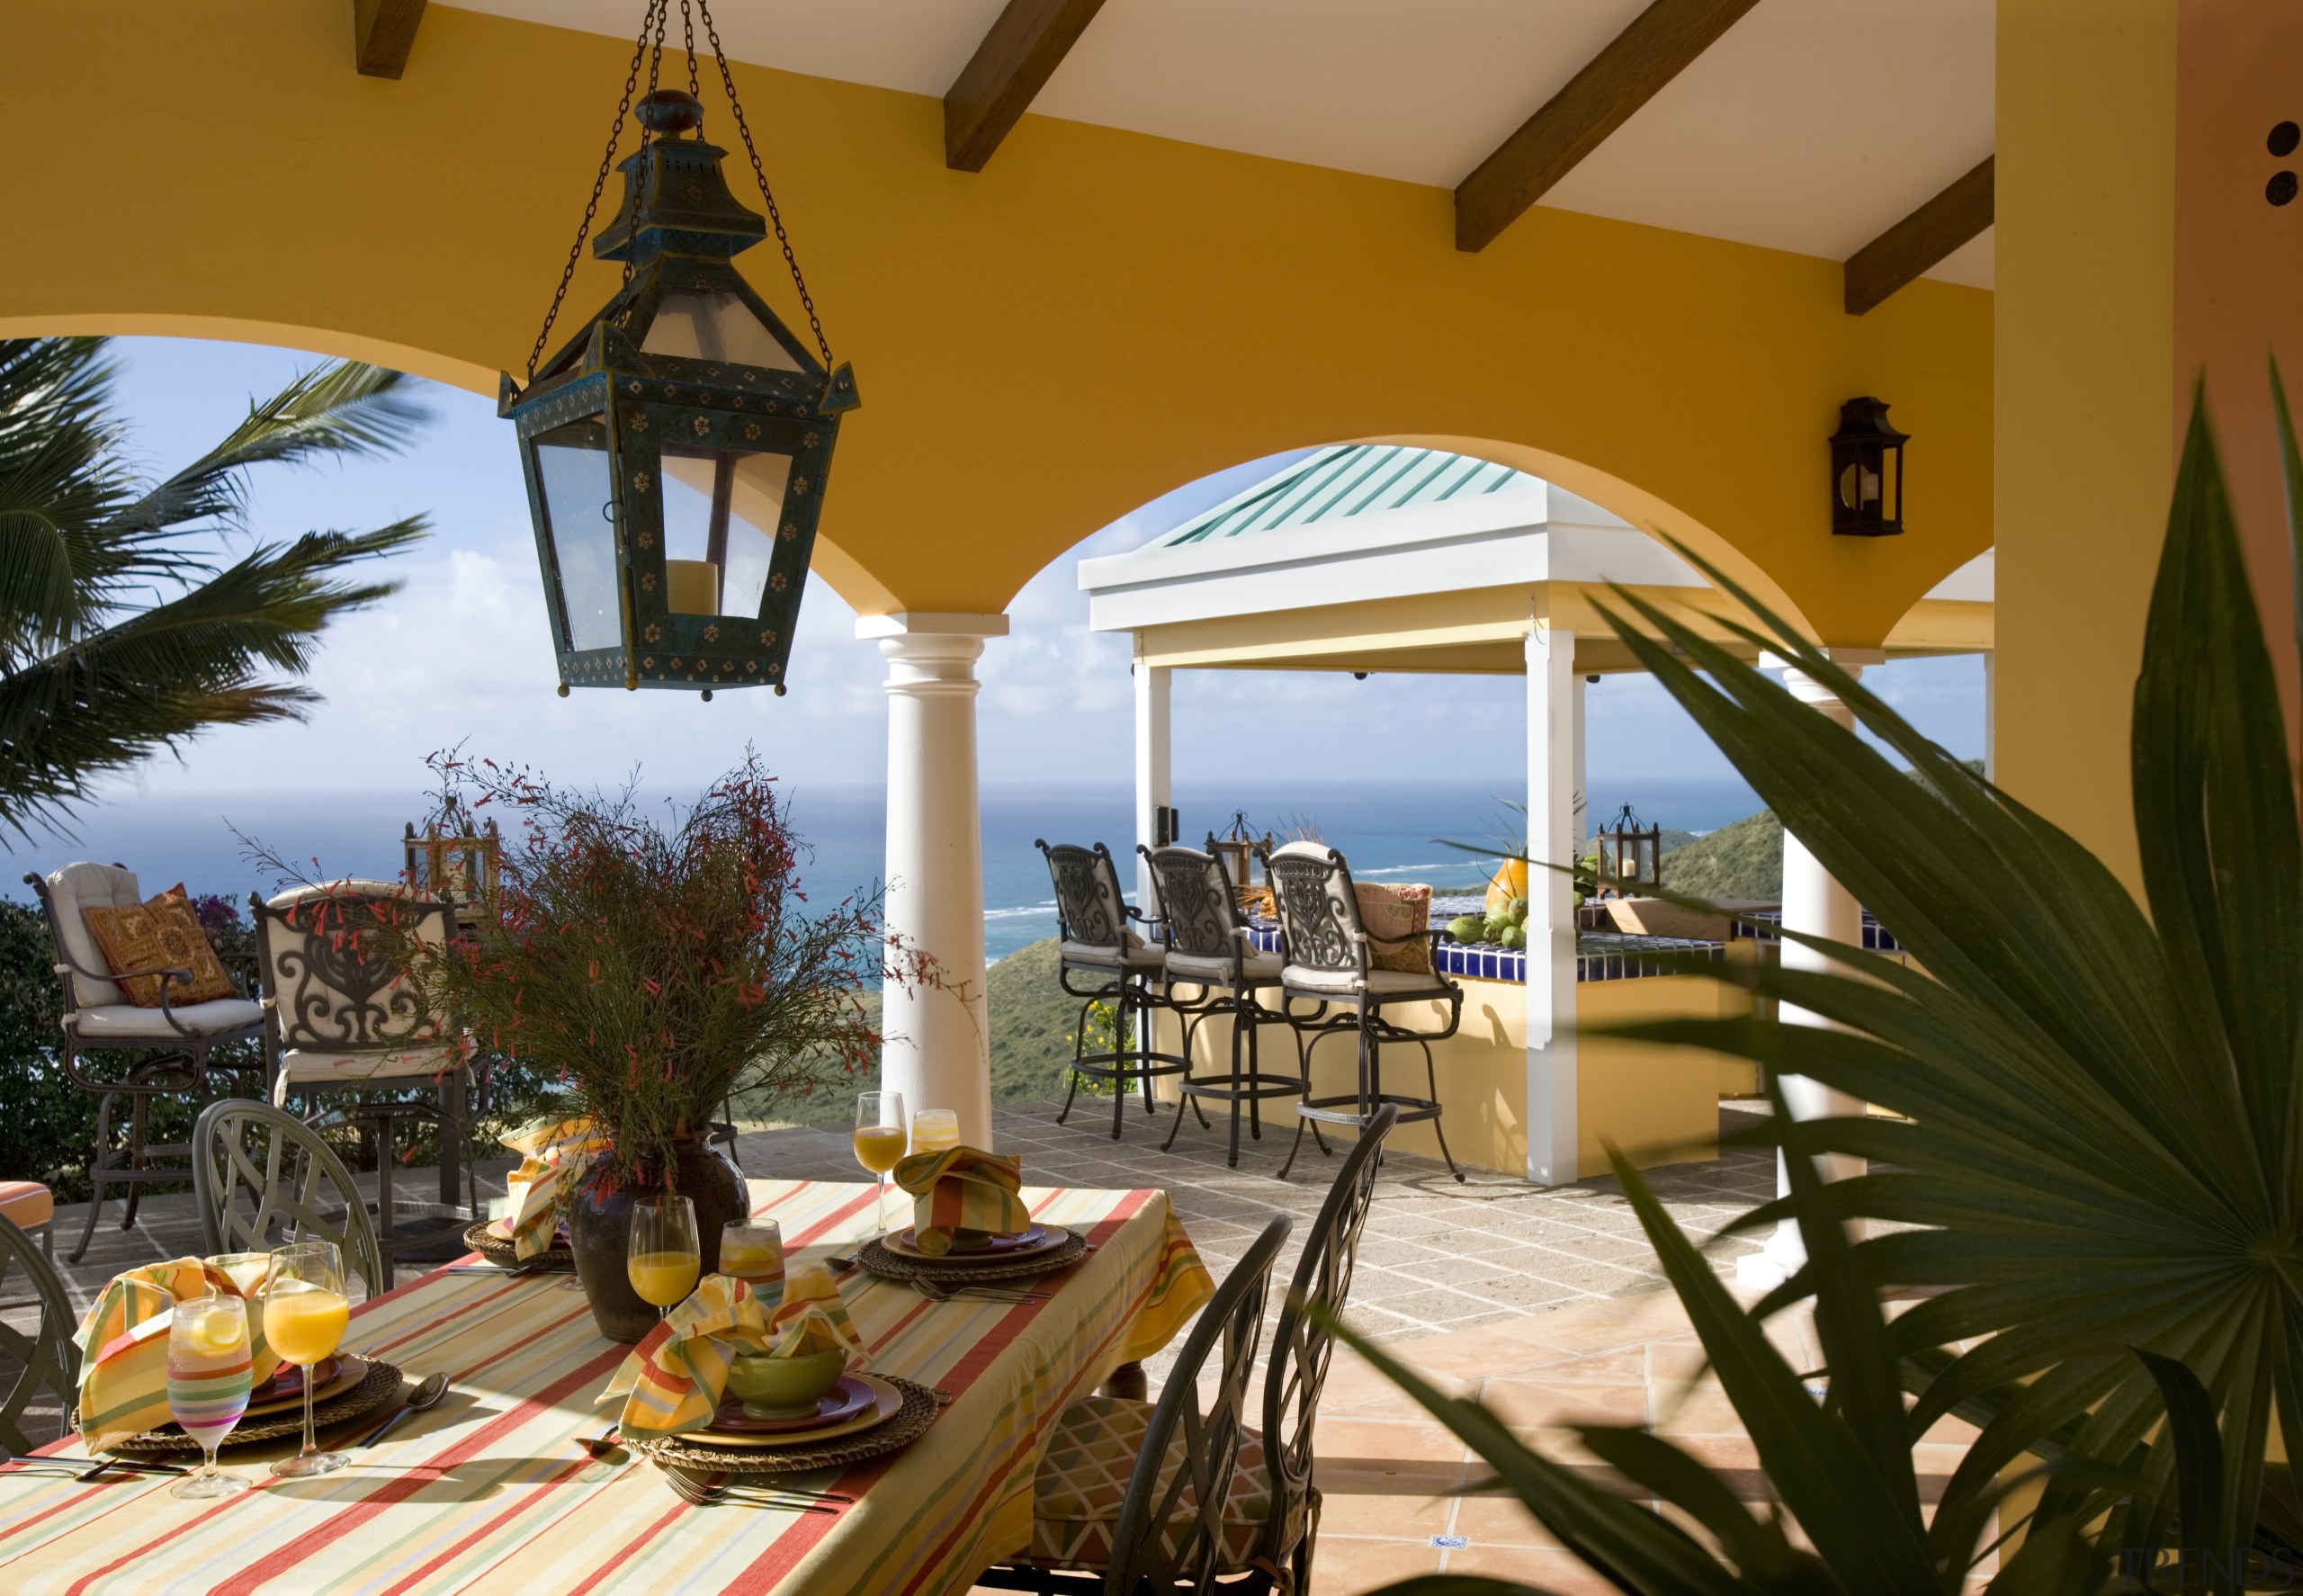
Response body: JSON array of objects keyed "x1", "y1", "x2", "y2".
[
  {"x1": 354, "y1": 1371, "x2": 452, "y2": 1449},
  {"x1": 577, "y1": 1422, "x2": 623, "y2": 1459}
]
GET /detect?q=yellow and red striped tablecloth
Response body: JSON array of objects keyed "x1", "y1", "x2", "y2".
[{"x1": 0, "y1": 1180, "x2": 1212, "y2": 1595}]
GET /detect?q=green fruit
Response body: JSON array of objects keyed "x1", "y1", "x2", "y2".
[
  {"x1": 1507, "y1": 906, "x2": 1528, "y2": 929},
  {"x1": 1483, "y1": 918, "x2": 1511, "y2": 943},
  {"x1": 1509, "y1": 896, "x2": 1530, "y2": 920},
  {"x1": 1499, "y1": 926, "x2": 1526, "y2": 950},
  {"x1": 1447, "y1": 916, "x2": 1483, "y2": 943}
]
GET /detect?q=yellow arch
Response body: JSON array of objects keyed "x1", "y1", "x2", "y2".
[{"x1": 1, "y1": 2, "x2": 1994, "y2": 644}]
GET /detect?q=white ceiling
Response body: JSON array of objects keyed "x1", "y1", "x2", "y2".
[{"x1": 445, "y1": 0, "x2": 1994, "y2": 288}]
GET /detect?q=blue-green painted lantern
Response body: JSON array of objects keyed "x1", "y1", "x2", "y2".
[{"x1": 500, "y1": 85, "x2": 856, "y2": 697}]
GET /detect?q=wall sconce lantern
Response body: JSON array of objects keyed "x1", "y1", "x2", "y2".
[
  {"x1": 1828, "y1": 397, "x2": 1907, "y2": 537},
  {"x1": 403, "y1": 800, "x2": 502, "y2": 918},
  {"x1": 499, "y1": 1, "x2": 856, "y2": 700},
  {"x1": 1596, "y1": 803, "x2": 1662, "y2": 895}
]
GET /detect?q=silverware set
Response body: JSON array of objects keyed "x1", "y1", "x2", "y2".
[
  {"x1": 912, "y1": 1278, "x2": 1046, "y2": 1305},
  {"x1": 654, "y1": 1461, "x2": 850, "y2": 1513}
]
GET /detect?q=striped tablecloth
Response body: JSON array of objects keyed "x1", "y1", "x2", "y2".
[{"x1": 0, "y1": 1180, "x2": 1212, "y2": 1595}]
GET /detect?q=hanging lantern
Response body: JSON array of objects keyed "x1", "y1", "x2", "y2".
[
  {"x1": 1208, "y1": 811, "x2": 1271, "y2": 910},
  {"x1": 1596, "y1": 803, "x2": 1662, "y2": 895},
  {"x1": 1828, "y1": 396, "x2": 1907, "y2": 537},
  {"x1": 500, "y1": 1, "x2": 856, "y2": 699},
  {"x1": 402, "y1": 800, "x2": 502, "y2": 918}
]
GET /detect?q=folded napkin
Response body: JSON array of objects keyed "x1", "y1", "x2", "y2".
[
  {"x1": 763, "y1": 1264, "x2": 865, "y2": 1360},
  {"x1": 892, "y1": 1145, "x2": 1031, "y2": 1257},
  {"x1": 500, "y1": 1115, "x2": 610, "y2": 1260},
  {"x1": 76, "y1": 1255, "x2": 283, "y2": 1452},
  {"x1": 598, "y1": 1274, "x2": 774, "y2": 1439}
]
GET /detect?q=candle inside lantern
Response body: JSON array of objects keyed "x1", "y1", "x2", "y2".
[{"x1": 665, "y1": 558, "x2": 721, "y2": 615}]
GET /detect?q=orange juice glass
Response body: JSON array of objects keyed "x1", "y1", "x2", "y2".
[
  {"x1": 263, "y1": 1240, "x2": 352, "y2": 1479},
  {"x1": 855, "y1": 1090, "x2": 905, "y2": 1235},
  {"x1": 627, "y1": 1195, "x2": 699, "y2": 1320}
]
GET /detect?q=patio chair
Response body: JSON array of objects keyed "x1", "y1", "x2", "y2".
[
  {"x1": 1266, "y1": 843, "x2": 1465, "y2": 1183},
  {"x1": 1140, "y1": 841, "x2": 1310, "y2": 1170},
  {"x1": 1035, "y1": 840, "x2": 1201, "y2": 1142},
  {"x1": 25, "y1": 863, "x2": 268, "y2": 1262},
  {"x1": 0, "y1": 1213, "x2": 82, "y2": 1453},
  {"x1": 249, "y1": 882, "x2": 475, "y2": 1271},
  {"x1": 191, "y1": 1098, "x2": 387, "y2": 1300},
  {"x1": 979, "y1": 1212, "x2": 1294, "y2": 1594}
]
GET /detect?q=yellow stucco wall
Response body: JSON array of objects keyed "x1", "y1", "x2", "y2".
[
  {"x1": 1995, "y1": 0, "x2": 2177, "y2": 888},
  {"x1": 1151, "y1": 973, "x2": 1732, "y2": 1180},
  {"x1": 0, "y1": 2, "x2": 1991, "y2": 645}
]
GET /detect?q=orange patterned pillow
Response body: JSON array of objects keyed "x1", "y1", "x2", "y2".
[
  {"x1": 1353, "y1": 883, "x2": 1433, "y2": 974},
  {"x1": 80, "y1": 886, "x2": 237, "y2": 1008}
]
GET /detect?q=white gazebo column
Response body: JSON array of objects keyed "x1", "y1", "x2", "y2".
[
  {"x1": 1738, "y1": 651, "x2": 1879, "y2": 1288},
  {"x1": 1526, "y1": 622, "x2": 1579, "y2": 1187},
  {"x1": 1982, "y1": 650, "x2": 1996, "y2": 781},
  {"x1": 1134, "y1": 650, "x2": 1172, "y2": 915},
  {"x1": 857, "y1": 612, "x2": 1010, "y2": 1150}
]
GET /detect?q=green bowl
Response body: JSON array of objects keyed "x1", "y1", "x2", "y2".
[{"x1": 726, "y1": 1349, "x2": 847, "y2": 1421}]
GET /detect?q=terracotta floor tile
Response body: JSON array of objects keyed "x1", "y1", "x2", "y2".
[
  {"x1": 1442, "y1": 1544, "x2": 1624, "y2": 1592},
  {"x1": 1314, "y1": 1415, "x2": 1473, "y2": 1469},
  {"x1": 1313, "y1": 1467, "x2": 1462, "y2": 1539},
  {"x1": 1479, "y1": 1379, "x2": 1651, "y2": 1430},
  {"x1": 1450, "y1": 1487, "x2": 1572, "y2": 1548},
  {"x1": 1307, "y1": 1537, "x2": 1445, "y2": 1592}
]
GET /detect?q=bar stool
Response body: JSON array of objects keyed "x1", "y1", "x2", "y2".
[{"x1": 1141, "y1": 842, "x2": 1310, "y2": 1169}]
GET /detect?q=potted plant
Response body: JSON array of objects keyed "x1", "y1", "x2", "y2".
[{"x1": 404, "y1": 753, "x2": 894, "y2": 1341}]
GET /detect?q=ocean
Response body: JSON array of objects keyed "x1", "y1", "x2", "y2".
[{"x1": 4, "y1": 777, "x2": 1761, "y2": 963}]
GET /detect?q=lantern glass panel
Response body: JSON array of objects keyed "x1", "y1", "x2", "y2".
[
  {"x1": 659, "y1": 446, "x2": 793, "y2": 618},
  {"x1": 533, "y1": 422, "x2": 620, "y2": 650},
  {"x1": 641, "y1": 291, "x2": 801, "y2": 371}
]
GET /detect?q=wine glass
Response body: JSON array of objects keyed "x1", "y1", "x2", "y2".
[
  {"x1": 853, "y1": 1090, "x2": 906, "y2": 1235},
  {"x1": 166, "y1": 1292, "x2": 253, "y2": 1499},
  {"x1": 263, "y1": 1241, "x2": 351, "y2": 1479},
  {"x1": 626, "y1": 1196, "x2": 700, "y2": 1321},
  {"x1": 720, "y1": 1220, "x2": 784, "y2": 1296}
]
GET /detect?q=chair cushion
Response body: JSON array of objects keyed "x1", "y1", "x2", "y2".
[
  {"x1": 70, "y1": 997, "x2": 265, "y2": 1040},
  {"x1": 1163, "y1": 946, "x2": 1284, "y2": 983},
  {"x1": 1022, "y1": 1394, "x2": 1300, "y2": 1574},
  {"x1": 1354, "y1": 883, "x2": 1433, "y2": 975},
  {"x1": 42, "y1": 862, "x2": 142, "y2": 1009},
  {"x1": 1282, "y1": 964, "x2": 1454, "y2": 1000},
  {"x1": 0, "y1": 1180, "x2": 54, "y2": 1230},
  {"x1": 273, "y1": 1045, "x2": 460, "y2": 1102},
  {"x1": 80, "y1": 885, "x2": 239, "y2": 1007},
  {"x1": 1062, "y1": 936, "x2": 1166, "y2": 973}
]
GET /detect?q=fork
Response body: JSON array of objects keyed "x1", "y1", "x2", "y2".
[
  {"x1": 656, "y1": 1463, "x2": 841, "y2": 1513},
  {"x1": 913, "y1": 1278, "x2": 1046, "y2": 1305}
]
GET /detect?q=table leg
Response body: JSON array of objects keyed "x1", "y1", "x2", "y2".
[{"x1": 1102, "y1": 1361, "x2": 1148, "y2": 1401}]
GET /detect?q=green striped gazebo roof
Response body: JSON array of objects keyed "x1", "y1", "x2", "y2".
[{"x1": 1157, "y1": 444, "x2": 1533, "y2": 547}]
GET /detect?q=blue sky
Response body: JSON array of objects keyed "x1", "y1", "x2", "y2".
[{"x1": 82, "y1": 336, "x2": 1984, "y2": 807}]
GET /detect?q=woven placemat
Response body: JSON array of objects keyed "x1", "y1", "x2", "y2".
[
  {"x1": 856, "y1": 1229, "x2": 1088, "y2": 1286},
  {"x1": 632, "y1": 1376, "x2": 939, "y2": 1476},
  {"x1": 108, "y1": 1360, "x2": 406, "y2": 1457},
  {"x1": 461, "y1": 1220, "x2": 572, "y2": 1268}
]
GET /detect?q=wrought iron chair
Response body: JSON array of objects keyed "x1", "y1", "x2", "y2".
[
  {"x1": 249, "y1": 882, "x2": 475, "y2": 1272},
  {"x1": 980, "y1": 1213, "x2": 1294, "y2": 1594},
  {"x1": 1141, "y1": 842, "x2": 1310, "y2": 1170},
  {"x1": 1036, "y1": 840, "x2": 1200, "y2": 1142},
  {"x1": 1266, "y1": 843, "x2": 1465, "y2": 1183},
  {"x1": 0, "y1": 1213, "x2": 81, "y2": 1454},
  {"x1": 191, "y1": 1098, "x2": 387, "y2": 1300},
  {"x1": 26, "y1": 862, "x2": 268, "y2": 1261}
]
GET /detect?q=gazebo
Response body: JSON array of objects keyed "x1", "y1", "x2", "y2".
[{"x1": 1080, "y1": 444, "x2": 1994, "y2": 1183}]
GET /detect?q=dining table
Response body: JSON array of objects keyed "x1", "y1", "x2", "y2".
[{"x1": 0, "y1": 1179, "x2": 1213, "y2": 1595}]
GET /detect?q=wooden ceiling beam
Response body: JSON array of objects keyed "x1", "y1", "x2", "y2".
[
  {"x1": 1455, "y1": 0, "x2": 1761, "y2": 253},
  {"x1": 1842, "y1": 157, "x2": 1994, "y2": 315},
  {"x1": 352, "y1": 0, "x2": 426, "y2": 79},
  {"x1": 944, "y1": 0, "x2": 1107, "y2": 173}
]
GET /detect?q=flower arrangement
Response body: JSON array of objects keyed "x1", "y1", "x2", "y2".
[{"x1": 399, "y1": 751, "x2": 897, "y2": 1190}]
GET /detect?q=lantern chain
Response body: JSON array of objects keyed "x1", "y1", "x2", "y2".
[
  {"x1": 523, "y1": 0, "x2": 665, "y2": 381},
  {"x1": 694, "y1": 0, "x2": 836, "y2": 372}
]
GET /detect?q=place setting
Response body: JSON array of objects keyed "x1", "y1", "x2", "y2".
[
  {"x1": 849, "y1": 1093, "x2": 1082, "y2": 1297},
  {"x1": 453, "y1": 1116, "x2": 602, "y2": 1274}
]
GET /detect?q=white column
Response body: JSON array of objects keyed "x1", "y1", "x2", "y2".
[
  {"x1": 1134, "y1": 652, "x2": 1171, "y2": 916},
  {"x1": 1526, "y1": 623, "x2": 1579, "y2": 1187},
  {"x1": 1738, "y1": 654, "x2": 1876, "y2": 1288},
  {"x1": 1572, "y1": 672, "x2": 1591, "y2": 857},
  {"x1": 1981, "y1": 650, "x2": 1996, "y2": 781},
  {"x1": 857, "y1": 611, "x2": 1009, "y2": 1151}
]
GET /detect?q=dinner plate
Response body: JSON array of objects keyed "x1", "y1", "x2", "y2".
[
  {"x1": 245, "y1": 1354, "x2": 370, "y2": 1418},
  {"x1": 246, "y1": 1355, "x2": 338, "y2": 1406},
  {"x1": 706, "y1": 1375, "x2": 874, "y2": 1436},
  {"x1": 695, "y1": 1375, "x2": 901, "y2": 1449},
  {"x1": 884, "y1": 1224, "x2": 1067, "y2": 1262}
]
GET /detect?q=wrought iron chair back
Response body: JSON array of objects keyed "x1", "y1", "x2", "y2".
[
  {"x1": 249, "y1": 883, "x2": 453, "y2": 1056},
  {"x1": 1259, "y1": 1105, "x2": 1399, "y2": 1575},
  {"x1": 1103, "y1": 1214, "x2": 1292, "y2": 1595},
  {"x1": 1266, "y1": 844, "x2": 1363, "y2": 975},
  {"x1": 0, "y1": 1215, "x2": 80, "y2": 1454},
  {"x1": 1038, "y1": 841, "x2": 1131, "y2": 953},
  {"x1": 1141, "y1": 847, "x2": 1241, "y2": 963},
  {"x1": 191, "y1": 1099, "x2": 387, "y2": 1299}
]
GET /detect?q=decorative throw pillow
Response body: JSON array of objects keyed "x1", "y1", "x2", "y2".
[
  {"x1": 1353, "y1": 883, "x2": 1433, "y2": 974},
  {"x1": 80, "y1": 884, "x2": 238, "y2": 1008}
]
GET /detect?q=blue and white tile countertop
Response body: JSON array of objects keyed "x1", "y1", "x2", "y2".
[{"x1": 1233, "y1": 916, "x2": 1724, "y2": 986}]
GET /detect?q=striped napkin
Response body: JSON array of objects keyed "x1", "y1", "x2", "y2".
[
  {"x1": 763, "y1": 1264, "x2": 865, "y2": 1360},
  {"x1": 500, "y1": 1115, "x2": 610, "y2": 1260},
  {"x1": 75, "y1": 1255, "x2": 284, "y2": 1452},
  {"x1": 893, "y1": 1146, "x2": 1030, "y2": 1256},
  {"x1": 596, "y1": 1267, "x2": 866, "y2": 1439}
]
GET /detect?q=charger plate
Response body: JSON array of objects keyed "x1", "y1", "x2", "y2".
[
  {"x1": 244, "y1": 1354, "x2": 366, "y2": 1417},
  {"x1": 461, "y1": 1220, "x2": 572, "y2": 1268},
  {"x1": 857, "y1": 1227, "x2": 1087, "y2": 1286},
  {"x1": 633, "y1": 1376, "x2": 936, "y2": 1476},
  {"x1": 694, "y1": 1375, "x2": 898, "y2": 1449},
  {"x1": 883, "y1": 1224, "x2": 1063, "y2": 1260},
  {"x1": 107, "y1": 1360, "x2": 403, "y2": 1457}
]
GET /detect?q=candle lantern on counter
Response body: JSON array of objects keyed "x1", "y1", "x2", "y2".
[
  {"x1": 1596, "y1": 804, "x2": 1662, "y2": 895},
  {"x1": 1208, "y1": 811, "x2": 1272, "y2": 913},
  {"x1": 403, "y1": 800, "x2": 502, "y2": 918},
  {"x1": 499, "y1": 2, "x2": 857, "y2": 700},
  {"x1": 1828, "y1": 396, "x2": 1908, "y2": 537}
]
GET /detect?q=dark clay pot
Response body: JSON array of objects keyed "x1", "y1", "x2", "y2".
[{"x1": 566, "y1": 1138, "x2": 747, "y2": 1343}]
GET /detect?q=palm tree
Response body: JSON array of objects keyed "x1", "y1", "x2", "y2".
[{"x1": 0, "y1": 337, "x2": 427, "y2": 834}]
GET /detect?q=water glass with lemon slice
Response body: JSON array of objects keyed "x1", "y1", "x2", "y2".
[
  {"x1": 626, "y1": 1195, "x2": 700, "y2": 1321},
  {"x1": 719, "y1": 1220, "x2": 784, "y2": 1299},
  {"x1": 166, "y1": 1292, "x2": 253, "y2": 1499},
  {"x1": 853, "y1": 1089, "x2": 906, "y2": 1234},
  {"x1": 264, "y1": 1241, "x2": 352, "y2": 1478}
]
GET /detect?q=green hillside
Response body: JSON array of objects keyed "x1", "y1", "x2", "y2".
[{"x1": 1656, "y1": 809, "x2": 1783, "y2": 901}]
